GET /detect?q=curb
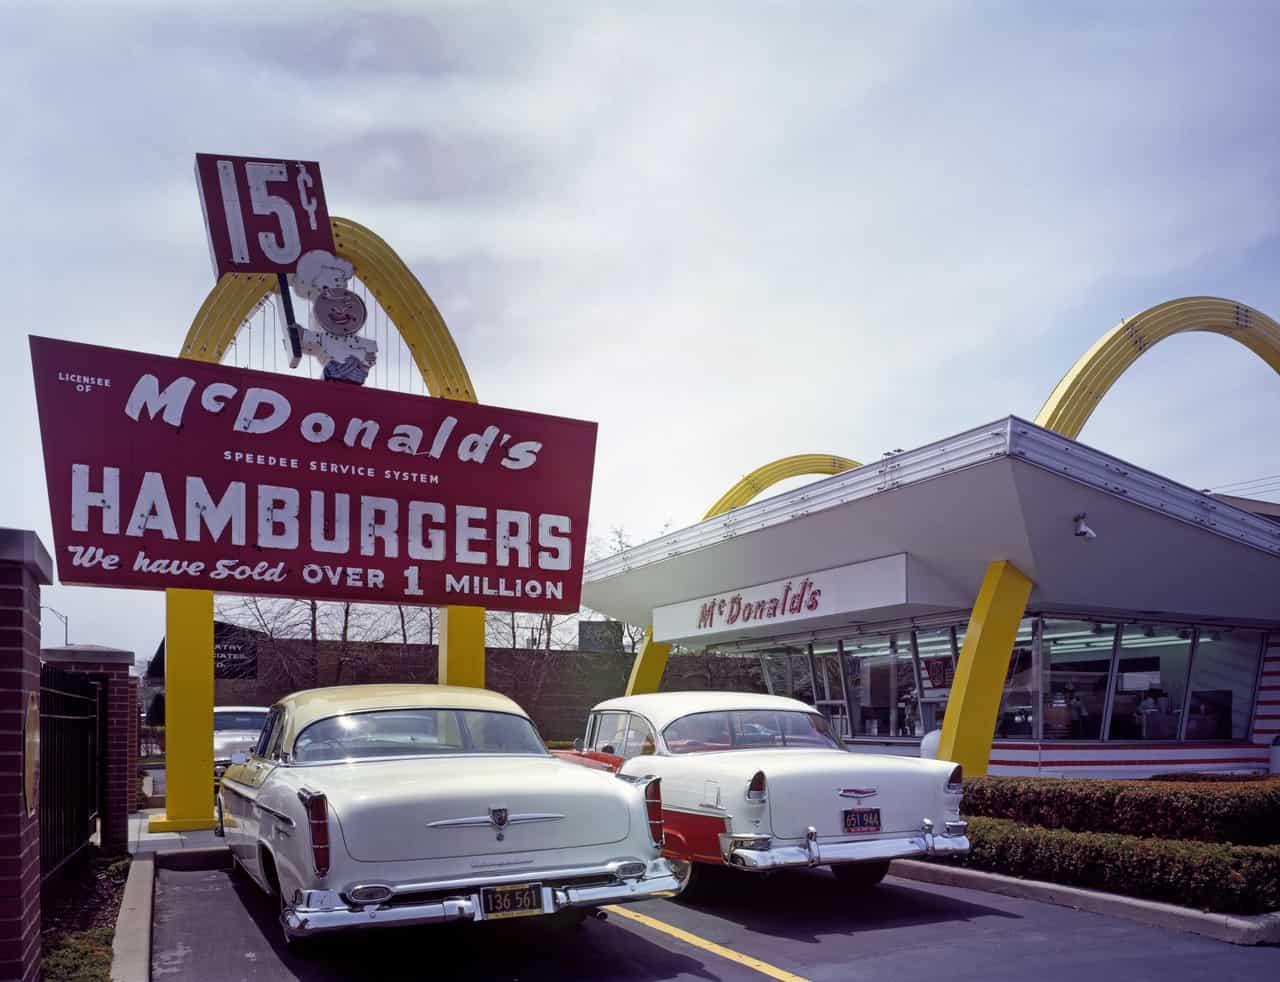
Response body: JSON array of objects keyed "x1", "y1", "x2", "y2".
[
  {"x1": 889, "y1": 859, "x2": 1280, "y2": 946},
  {"x1": 154, "y1": 846, "x2": 233, "y2": 871},
  {"x1": 110, "y1": 853, "x2": 153, "y2": 982}
]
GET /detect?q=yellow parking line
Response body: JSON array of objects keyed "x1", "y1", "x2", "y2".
[{"x1": 604, "y1": 906, "x2": 810, "y2": 982}]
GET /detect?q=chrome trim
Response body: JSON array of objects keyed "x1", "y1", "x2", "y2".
[
  {"x1": 720, "y1": 828, "x2": 970, "y2": 870},
  {"x1": 427, "y1": 813, "x2": 565, "y2": 830},
  {"x1": 943, "y1": 820, "x2": 968, "y2": 837},
  {"x1": 281, "y1": 861, "x2": 679, "y2": 939},
  {"x1": 388, "y1": 859, "x2": 664, "y2": 896},
  {"x1": 256, "y1": 802, "x2": 295, "y2": 829},
  {"x1": 286, "y1": 751, "x2": 553, "y2": 768},
  {"x1": 347, "y1": 884, "x2": 394, "y2": 904},
  {"x1": 837, "y1": 788, "x2": 878, "y2": 799}
]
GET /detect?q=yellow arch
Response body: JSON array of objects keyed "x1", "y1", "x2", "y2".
[
  {"x1": 701, "y1": 454, "x2": 863, "y2": 520},
  {"x1": 181, "y1": 216, "x2": 476, "y2": 400},
  {"x1": 1036, "y1": 296, "x2": 1280, "y2": 439},
  {"x1": 155, "y1": 217, "x2": 484, "y2": 834},
  {"x1": 625, "y1": 453, "x2": 863, "y2": 695}
]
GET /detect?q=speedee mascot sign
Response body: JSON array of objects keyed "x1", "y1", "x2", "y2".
[{"x1": 29, "y1": 338, "x2": 597, "y2": 613}]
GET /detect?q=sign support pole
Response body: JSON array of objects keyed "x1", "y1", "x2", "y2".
[
  {"x1": 148, "y1": 589, "x2": 215, "y2": 831},
  {"x1": 439, "y1": 605, "x2": 485, "y2": 688}
]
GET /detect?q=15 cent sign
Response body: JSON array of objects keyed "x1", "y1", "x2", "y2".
[
  {"x1": 30, "y1": 337, "x2": 597, "y2": 612},
  {"x1": 194, "y1": 153, "x2": 335, "y2": 278}
]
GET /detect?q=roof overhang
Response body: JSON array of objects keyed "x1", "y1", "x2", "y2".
[{"x1": 584, "y1": 418, "x2": 1280, "y2": 641}]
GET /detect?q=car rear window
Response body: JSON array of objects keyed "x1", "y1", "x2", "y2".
[
  {"x1": 292, "y1": 709, "x2": 547, "y2": 763},
  {"x1": 213, "y1": 711, "x2": 268, "y2": 732},
  {"x1": 663, "y1": 710, "x2": 844, "y2": 754}
]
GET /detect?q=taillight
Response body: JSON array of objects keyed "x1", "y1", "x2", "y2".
[
  {"x1": 946, "y1": 765, "x2": 964, "y2": 794},
  {"x1": 644, "y1": 778, "x2": 663, "y2": 847},
  {"x1": 298, "y1": 790, "x2": 330, "y2": 876},
  {"x1": 746, "y1": 770, "x2": 767, "y2": 802}
]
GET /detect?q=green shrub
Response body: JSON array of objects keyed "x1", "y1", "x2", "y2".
[
  {"x1": 43, "y1": 927, "x2": 113, "y2": 982},
  {"x1": 1149, "y1": 772, "x2": 1277, "y2": 783},
  {"x1": 962, "y1": 776, "x2": 1280, "y2": 845},
  {"x1": 951, "y1": 816, "x2": 1280, "y2": 914}
]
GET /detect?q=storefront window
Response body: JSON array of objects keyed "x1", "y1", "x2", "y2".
[
  {"x1": 1108, "y1": 624, "x2": 1193, "y2": 741},
  {"x1": 1041, "y1": 618, "x2": 1114, "y2": 739},
  {"x1": 992, "y1": 618, "x2": 1037, "y2": 739},
  {"x1": 844, "y1": 635, "x2": 920, "y2": 737},
  {"x1": 913, "y1": 627, "x2": 956, "y2": 734},
  {"x1": 1185, "y1": 628, "x2": 1263, "y2": 740}
]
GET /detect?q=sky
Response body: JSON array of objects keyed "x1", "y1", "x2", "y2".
[{"x1": 4, "y1": 1, "x2": 1279, "y2": 666}]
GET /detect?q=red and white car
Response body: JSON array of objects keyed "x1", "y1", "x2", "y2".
[{"x1": 557, "y1": 692, "x2": 969, "y2": 897}]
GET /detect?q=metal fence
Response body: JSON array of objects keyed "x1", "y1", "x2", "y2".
[{"x1": 40, "y1": 664, "x2": 101, "y2": 883}]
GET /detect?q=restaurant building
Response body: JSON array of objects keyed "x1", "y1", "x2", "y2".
[{"x1": 582, "y1": 417, "x2": 1280, "y2": 777}]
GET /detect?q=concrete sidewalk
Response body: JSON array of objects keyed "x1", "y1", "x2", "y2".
[{"x1": 128, "y1": 808, "x2": 221, "y2": 854}]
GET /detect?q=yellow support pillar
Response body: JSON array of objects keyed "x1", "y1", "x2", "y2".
[
  {"x1": 439, "y1": 605, "x2": 486, "y2": 688},
  {"x1": 625, "y1": 628, "x2": 673, "y2": 696},
  {"x1": 937, "y1": 560, "x2": 1033, "y2": 778},
  {"x1": 149, "y1": 588, "x2": 216, "y2": 831}
]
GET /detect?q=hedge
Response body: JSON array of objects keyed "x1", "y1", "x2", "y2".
[
  {"x1": 950, "y1": 816, "x2": 1280, "y2": 914},
  {"x1": 1149, "y1": 772, "x2": 1276, "y2": 783},
  {"x1": 962, "y1": 776, "x2": 1280, "y2": 846}
]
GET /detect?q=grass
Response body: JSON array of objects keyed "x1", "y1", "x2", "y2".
[{"x1": 42, "y1": 927, "x2": 113, "y2": 982}]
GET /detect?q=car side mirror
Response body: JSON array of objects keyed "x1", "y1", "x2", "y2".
[
  {"x1": 572, "y1": 738, "x2": 583, "y2": 752},
  {"x1": 230, "y1": 751, "x2": 249, "y2": 765}
]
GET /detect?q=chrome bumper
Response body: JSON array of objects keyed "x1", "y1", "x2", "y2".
[
  {"x1": 720, "y1": 820, "x2": 969, "y2": 871},
  {"x1": 281, "y1": 859, "x2": 679, "y2": 939}
]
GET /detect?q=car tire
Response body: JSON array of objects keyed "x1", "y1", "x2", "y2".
[
  {"x1": 669, "y1": 858, "x2": 715, "y2": 903},
  {"x1": 831, "y1": 860, "x2": 890, "y2": 890}
]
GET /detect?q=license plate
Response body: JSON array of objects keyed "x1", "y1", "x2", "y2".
[
  {"x1": 844, "y1": 807, "x2": 881, "y2": 834},
  {"x1": 480, "y1": 882, "x2": 545, "y2": 920}
]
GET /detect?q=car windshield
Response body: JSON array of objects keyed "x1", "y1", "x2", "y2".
[
  {"x1": 213, "y1": 711, "x2": 267, "y2": 732},
  {"x1": 663, "y1": 710, "x2": 844, "y2": 754},
  {"x1": 292, "y1": 709, "x2": 547, "y2": 763}
]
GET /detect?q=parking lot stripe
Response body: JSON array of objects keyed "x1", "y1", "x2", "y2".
[{"x1": 604, "y1": 906, "x2": 810, "y2": 982}]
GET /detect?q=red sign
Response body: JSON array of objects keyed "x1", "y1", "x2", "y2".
[
  {"x1": 194, "y1": 153, "x2": 335, "y2": 279},
  {"x1": 29, "y1": 337, "x2": 597, "y2": 613}
]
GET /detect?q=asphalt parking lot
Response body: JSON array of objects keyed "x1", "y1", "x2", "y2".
[{"x1": 152, "y1": 865, "x2": 1280, "y2": 982}]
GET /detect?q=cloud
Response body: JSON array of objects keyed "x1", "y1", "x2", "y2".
[{"x1": 3, "y1": 1, "x2": 1278, "y2": 661}]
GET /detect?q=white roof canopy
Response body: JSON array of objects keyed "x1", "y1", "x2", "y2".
[{"x1": 583, "y1": 418, "x2": 1280, "y2": 641}]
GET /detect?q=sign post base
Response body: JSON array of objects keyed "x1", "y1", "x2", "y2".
[{"x1": 148, "y1": 588, "x2": 216, "y2": 833}]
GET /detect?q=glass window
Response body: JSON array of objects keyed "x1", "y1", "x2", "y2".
[
  {"x1": 591, "y1": 712, "x2": 629, "y2": 754},
  {"x1": 1185, "y1": 628, "x2": 1263, "y2": 741},
  {"x1": 1108, "y1": 624, "x2": 1193, "y2": 741},
  {"x1": 992, "y1": 618, "x2": 1037, "y2": 740},
  {"x1": 663, "y1": 710, "x2": 841, "y2": 753},
  {"x1": 1041, "y1": 618, "x2": 1114, "y2": 740},
  {"x1": 293, "y1": 709, "x2": 545, "y2": 762},
  {"x1": 621, "y1": 716, "x2": 657, "y2": 757},
  {"x1": 844, "y1": 635, "x2": 919, "y2": 737},
  {"x1": 914, "y1": 627, "x2": 956, "y2": 734},
  {"x1": 253, "y1": 708, "x2": 281, "y2": 758},
  {"x1": 214, "y1": 710, "x2": 269, "y2": 732}
]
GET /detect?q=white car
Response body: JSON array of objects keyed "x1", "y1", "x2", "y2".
[
  {"x1": 558, "y1": 692, "x2": 969, "y2": 897},
  {"x1": 213, "y1": 705, "x2": 269, "y2": 787},
  {"x1": 216, "y1": 684, "x2": 678, "y2": 944}
]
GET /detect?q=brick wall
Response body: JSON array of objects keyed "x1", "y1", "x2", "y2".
[
  {"x1": 211, "y1": 639, "x2": 770, "y2": 742},
  {"x1": 0, "y1": 531, "x2": 51, "y2": 982}
]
